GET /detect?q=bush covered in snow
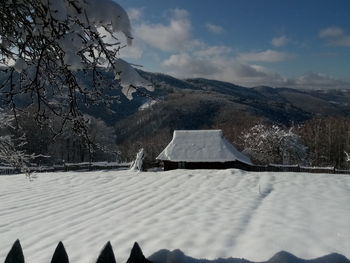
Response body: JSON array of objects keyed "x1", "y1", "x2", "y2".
[{"x1": 242, "y1": 124, "x2": 308, "y2": 165}]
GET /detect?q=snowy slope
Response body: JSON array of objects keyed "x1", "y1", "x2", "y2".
[{"x1": 0, "y1": 170, "x2": 349, "y2": 263}]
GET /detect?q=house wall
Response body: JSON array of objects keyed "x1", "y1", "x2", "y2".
[
  {"x1": 163, "y1": 161, "x2": 179, "y2": 171},
  {"x1": 163, "y1": 161, "x2": 251, "y2": 171}
]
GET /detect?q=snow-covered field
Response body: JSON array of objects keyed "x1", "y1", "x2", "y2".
[{"x1": 1, "y1": 169, "x2": 350, "y2": 263}]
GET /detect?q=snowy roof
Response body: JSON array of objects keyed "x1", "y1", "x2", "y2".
[{"x1": 156, "y1": 130, "x2": 252, "y2": 164}]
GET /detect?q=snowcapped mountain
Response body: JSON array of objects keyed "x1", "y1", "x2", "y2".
[
  {"x1": 84, "y1": 69, "x2": 350, "y2": 127},
  {"x1": 2, "y1": 69, "x2": 350, "y2": 127}
]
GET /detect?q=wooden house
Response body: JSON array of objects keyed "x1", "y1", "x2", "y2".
[{"x1": 156, "y1": 130, "x2": 252, "y2": 171}]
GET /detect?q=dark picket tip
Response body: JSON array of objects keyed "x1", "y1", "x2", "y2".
[
  {"x1": 51, "y1": 242, "x2": 69, "y2": 263},
  {"x1": 5, "y1": 240, "x2": 25, "y2": 263},
  {"x1": 126, "y1": 242, "x2": 153, "y2": 263},
  {"x1": 96, "y1": 242, "x2": 116, "y2": 263}
]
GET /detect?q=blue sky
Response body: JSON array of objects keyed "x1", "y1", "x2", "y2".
[{"x1": 116, "y1": 0, "x2": 350, "y2": 89}]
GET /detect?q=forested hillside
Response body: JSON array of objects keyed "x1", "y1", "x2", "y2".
[{"x1": 2, "y1": 70, "x2": 350, "y2": 167}]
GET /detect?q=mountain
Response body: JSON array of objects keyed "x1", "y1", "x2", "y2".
[
  {"x1": 108, "y1": 70, "x2": 350, "y2": 124},
  {"x1": 2, "y1": 69, "x2": 350, "y2": 161},
  {"x1": 106, "y1": 70, "x2": 350, "y2": 161},
  {"x1": 2, "y1": 69, "x2": 350, "y2": 127},
  {"x1": 84, "y1": 70, "x2": 350, "y2": 126}
]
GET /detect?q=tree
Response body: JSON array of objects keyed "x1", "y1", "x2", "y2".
[
  {"x1": 18, "y1": 110, "x2": 118, "y2": 164},
  {"x1": 0, "y1": 0, "x2": 153, "y2": 169},
  {"x1": 241, "y1": 123, "x2": 308, "y2": 165},
  {"x1": 82, "y1": 115, "x2": 118, "y2": 162},
  {"x1": 0, "y1": 109, "x2": 36, "y2": 175},
  {"x1": 297, "y1": 117, "x2": 350, "y2": 168},
  {"x1": 0, "y1": 0, "x2": 152, "y2": 131}
]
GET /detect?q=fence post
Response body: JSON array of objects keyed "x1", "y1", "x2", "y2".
[
  {"x1": 126, "y1": 242, "x2": 153, "y2": 263},
  {"x1": 5, "y1": 240, "x2": 24, "y2": 263},
  {"x1": 51, "y1": 242, "x2": 69, "y2": 263},
  {"x1": 96, "y1": 242, "x2": 116, "y2": 263}
]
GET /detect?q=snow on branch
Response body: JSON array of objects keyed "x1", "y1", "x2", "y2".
[
  {"x1": 241, "y1": 123, "x2": 308, "y2": 165},
  {"x1": 0, "y1": 0, "x2": 152, "y2": 139}
]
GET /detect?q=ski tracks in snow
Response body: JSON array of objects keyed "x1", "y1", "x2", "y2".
[{"x1": 220, "y1": 173, "x2": 276, "y2": 251}]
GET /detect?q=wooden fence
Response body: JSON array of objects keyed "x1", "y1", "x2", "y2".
[
  {"x1": 4, "y1": 240, "x2": 349, "y2": 263},
  {"x1": 1, "y1": 162, "x2": 349, "y2": 176},
  {"x1": 4, "y1": 240, "x2": 151, "y2": 263},
  {"x1": 0, "y1": 162, "x2": 131, "y2": 176},
  {"x1": 245, "y1": 164, "x2": 350, "y2": 175},
  {"x1": 0, "y1": 167, "x2": 19, "y2": 175}
]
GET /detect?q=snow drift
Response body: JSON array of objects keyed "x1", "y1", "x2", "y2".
[{"x1": 0, "y1": 170, "x2": 349, "y2": 263}]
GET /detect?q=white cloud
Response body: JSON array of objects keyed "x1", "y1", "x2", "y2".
[
  {"x1": 161, "y1": 50, "x2": 287, "y2": 87},
  {"x1": 127, "y1": 8, "x2": 144, "y2": 21},
  {"x1": 271, "y1": 35, "x2": 289, "y2": 47},
  {"x1": 289, "y1": 72, "x2": 349, "y2": 89},
  {"x1": 119, "y1": 42, "x2": 143, "y2": 59},
  {"x1": 161, "y1": 49, "x2": 349, "y2": 89},
  {"x1": 163, "y1": 53, "x2": 221, "y2": 76},
  {"x1": 134, "y1": 9, "x2": 198, "y2": 52},
  {"x1": 237, "y1": 50, "x2": 293, "y2": 62},
  {"x1": 206, "y1": 23, "x2": 224, "y2": 34},
  {"x1": 319, "y1": 27, "x2": 344, "y2": 38},
  {"x1": 335, "y1": 36, "x2": 350, "y2": 46},
  {"x1": 118, "y1": 8, "x2": 349, "y2": 90},
  {"x1": 319, "y1": 26, "x2": 350, "y2": 47},
  {"x1": 194, "y1": 46, "x2": 232, "y2": 57}
]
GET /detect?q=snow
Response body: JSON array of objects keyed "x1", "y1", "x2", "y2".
[
  {"x1": 13, "y1": 58, "x2": 27, "y2": 73},
  {"x1": 83, "y1": 0, "x2": 133, "y2": 45},
  {"x1": 41, "y1": 0, "x2": 133, "y2": 71},
  {"x1": 114, "y1": 59, "x2": 153, "y2": 100},
  {"x1": 1, "y1": 170, "x2": 349, "y2": 263},
  {"x1": 130, "y1": 148, "x2": 145, "y2": 171},
  {"x1": 42, "y1": 0, "x2": 145, "y2": 90},
  {"x1": 6, "y1": 0, "x2": 152, "y2": 99},
  {"x1": 43, "y1": 0, "x2": 132, "y2": 43},
  {"x1": 345, "y1": 151, "x2": 350, "y2": 162},
  {"x1": 139, "y1": 100, "x2": 157, "y2": 111},
  {"x1": 157, "y1": 130, "x2": 252, "y2": 164}
]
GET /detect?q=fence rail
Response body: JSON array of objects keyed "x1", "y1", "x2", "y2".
[
  {"x1": 4, "y1": 240, "x2": 150, "y2": 263},
  {"x1": 1, "y1": 163, "x2": 349, "y2": 175},
  {"x1": 245, "y1": 164, "x2": 350, "y2": 174},
  {"x1": 0, "y1": 162, "x2": 131, "y2": 176}
]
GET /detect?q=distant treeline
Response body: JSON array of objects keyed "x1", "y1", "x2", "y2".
[
  {"x1": 223, "y1": 116, "x2": 350, "y2": 169},
  {"x1": 2, "y1": 108, "x2": 350, "y2": 169},
  {"x1": 115, "y1": 110, "x2": 350, "y2": 169}
]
